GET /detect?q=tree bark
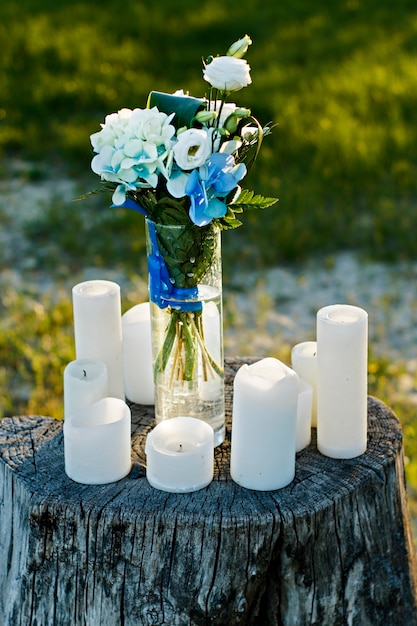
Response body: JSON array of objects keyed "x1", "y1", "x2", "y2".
[{"x1": 0, "y1": 357, "x2": 416, "y2": 625}]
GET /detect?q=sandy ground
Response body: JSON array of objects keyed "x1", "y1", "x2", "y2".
[
  {"x1": 2, "y1": 160, "x2": 417, "y2": 373},
  {"x1": 226, "y1": 251, "x2": 417, "y2": 364}
]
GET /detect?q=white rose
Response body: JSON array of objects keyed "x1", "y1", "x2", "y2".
[
  {"x1": 203, "y1": 56, "x2": 252, "y2": 92},
  {"x1": 172, "y1": 128, "x2": 212, "y2": 170}
]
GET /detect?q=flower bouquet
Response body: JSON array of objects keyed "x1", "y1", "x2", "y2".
[{"x1": 87, "y1": 35, "x2": 277, "y2": 444}]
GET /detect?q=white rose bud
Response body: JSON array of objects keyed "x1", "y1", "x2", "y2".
[
  {"x1": 203, "y1": 56, "x2": 252, "y2": 92},
  {"x1": 227, "y1": 35, "x2": 252, "y2": 59},
  {"x1": 194, "y1": 109, "x2": 218, "y2": 124},
  {"x1": 223, "y1": 107, "x2": 251, "y2": 134}
]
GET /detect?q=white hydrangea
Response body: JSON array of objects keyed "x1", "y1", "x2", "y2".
[{"x1": 90, "y1": 107, "x2": 176, "y2": 205}]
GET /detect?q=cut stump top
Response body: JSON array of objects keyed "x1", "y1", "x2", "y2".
[
  {"x1": 0, "y1": 357, "x2": 406, "y2": 523},
  {"x1": 1, "y1": 356, "x2": 416, "y2": 626}
]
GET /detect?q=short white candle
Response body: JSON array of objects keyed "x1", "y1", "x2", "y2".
[
  {"x1": 145, "y1": 417, "x2": 214, "y2": 493},
  {"x1": 72, "y1": 280, "x2": 124, "y2": 400},
  {"x1": 316, "y1": 304, "x2": 368, "y2": 459},
  {"x1": 122, "y1": 302, "x2": 154, "y2": 405},
  {"x1": 230, "y1": 357, "x2": 299, "y2": 491},
  {"x1": 296, "y1": 378, "x2": 312, "y2": 452},
  {"x1": 64, "y1": 359, "x2": 108, "y2": 419},
  {"x1": 291, "y1": 341, "x2": 318, "y2": 427},
  {"x1": 63, "y1": 397, "x2": 131, "y2": 484}
]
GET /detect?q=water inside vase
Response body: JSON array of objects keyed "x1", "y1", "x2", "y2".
[{"x1": 150, "y1": 284, "x2": 225, "y2": 446}]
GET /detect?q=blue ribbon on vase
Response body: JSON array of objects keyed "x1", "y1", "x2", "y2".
[
  {"x1": 111, "y1": 198, "x2": 201, "y2": 311},
  {"x1": 146, "y1": 220, "x2": 202, "y2": 312}
]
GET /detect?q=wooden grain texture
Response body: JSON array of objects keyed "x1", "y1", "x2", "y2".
[{"x1": 0, "y1": 357, "x2": 416, "y2": 625}]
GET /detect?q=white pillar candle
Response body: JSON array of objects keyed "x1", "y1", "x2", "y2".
[
  {"x1": 145, "y1": 417, "x2": 214, "y2": 493},
  {"x1": 316, "y1": 304, "x2": 368, "y2": 459},
  {"x1": 200, "y1": 300, "x2": 223, "y2": 401},
  {"x1": 291, "y1": 341, "x2": 317, "y2": 427},
  {"x1": 122, "y1": 302, "x2": 154, "y2": 405},
  {"x1": 72, "y1": 280, "x2": 124, "y2": 400},
  {"x1": 64, "y1": 359, "x2": 108, "y2": 419},
  {"x1": 63, "y1": 397, "x2": 131, "y2": 484},
  {"x1": 230, "y1": 357, "x2": 299, "y2": 491},
  {"x1": 296, "y1": 378, "x2": 312, "y2": 452}
]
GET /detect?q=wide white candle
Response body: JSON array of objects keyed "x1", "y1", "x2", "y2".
[
  {"x1": 145, "y1": 417, "x2": 214, "y2": 493},
  {"x1": 72, "y1": 280, "x2": 124, "y2": 400},
  {"x1": 230, "y1": 357, "x2": 299, "y2": 491},
  {"x1": 296, "y1": 378, "x2": 312, "y2": 452},
  {"x1": 291, "y1": 341, "x2": 318, "y2": 427},
  {"x1": 64, "y1": 359, "x2": 108, "y2": 419},
  {"x1": 63, "y1": 397, "x2": 131, "y2": 484},
  {"x1": 122, "y1": 302, "x2": 154, "y2": 405},
  {"x1": 316, "y1": 304, "x2": 368, "y2": 459}
]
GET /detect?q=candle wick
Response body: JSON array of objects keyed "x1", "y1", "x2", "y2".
[
  {"x1": 83, "y1": 370, "x2": 87, "y2": 378},
  {"x1": 178, "y1": 443, "x2": 183, "y2": 452}
]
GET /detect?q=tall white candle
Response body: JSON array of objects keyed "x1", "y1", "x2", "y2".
[
  {"x1": 64, "y1": 397, "x2": 131, "y2": 484},
  {"x1": 200, "y1": 300, "x2": 223, "y2": 401},
  {"x1": 122, "y1": 302, "x2": 154, "y2": 405},
  {"x1": 72, "y1": 280, "x2": 124, "y2": 400},
  {"x1": 316, "y1": 304, "x2": 368, "y2": 459},
  {"x1": 64, "y1": 359, "x2": 108, "y2": 419},
  {"x1": 291, "y1": 341, "x2": 318, "y2": 427},
  {"x1": 296, "y1": 378, "x2": 312, "y2": 452},
  {"x1": 230, "y1": 358, "x2": 299, "y2": 491},
  {"x1": 145, "y1": 417, "x2": 214, "y2": 493}
]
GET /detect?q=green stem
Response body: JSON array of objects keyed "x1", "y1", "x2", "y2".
[
  {"x1": 154, "y1": 307, "x2": 223, "y2": 387},
  {"x1": 181, "y1": 314, "x2": 197, "y2": 381},
  {"x1": 154, "y1": 312, "x2": 177, "y2": 376}
]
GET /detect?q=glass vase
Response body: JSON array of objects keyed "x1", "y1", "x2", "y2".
[{"x1": 146, "y1": 219, "x2": 225, "y2": 446}]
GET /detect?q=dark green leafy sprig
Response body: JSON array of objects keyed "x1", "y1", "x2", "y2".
[
  {"x1": 153, "y1": 220, "x2": 217, "y2": 289},
  {"x1": 217, "y1": 188, "x2": 279, "y2": 230}
]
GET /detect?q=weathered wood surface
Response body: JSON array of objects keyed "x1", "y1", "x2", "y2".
[{"x1": 0, "y1": 357, "x2": 416, "y2": 626}]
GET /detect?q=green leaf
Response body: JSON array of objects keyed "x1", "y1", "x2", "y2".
[
  {"x1": 219, "y1": 209, "x2": 243, "y2": 229},
  {"x1": 230, "y1": 188, "x2": 279, "y2": 210},
  {"x1": 214, "y1": 188, "x2": 278, "y2": 230},
  {"x1": 74, "y1": 182, "x2": 117, "y2": 202},
  {"x1": 220, "y1": 216, "x2": 243, "y2": 230},
  {"x1": 153, "y1": 221, "x2": 218, "y2": 288}
]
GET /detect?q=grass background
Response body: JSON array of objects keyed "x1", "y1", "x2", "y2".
[
  {"x1": 2, "y1": 0, "x2": 417, "y2": 266},
  {"x1": 1, "y1": 0, "x2": 417, "y2": 518}
]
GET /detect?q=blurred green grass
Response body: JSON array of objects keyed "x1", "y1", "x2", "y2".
[
  {"x1": 1, "y1": 0, "x2": 417, "y2": 521},
  {"x1": 1, "y1": 0, "x2": 417, "y2": 265}
]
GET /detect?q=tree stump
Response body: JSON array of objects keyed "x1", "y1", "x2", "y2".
[{"x1": 0, "y1": 357, "x2": 416, "y2": 626}]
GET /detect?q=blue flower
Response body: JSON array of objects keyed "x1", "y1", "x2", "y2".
[{"x1": 185, "y1": 153, "x2": 246, "y2": 226}]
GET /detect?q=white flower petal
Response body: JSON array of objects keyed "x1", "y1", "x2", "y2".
[
  {"x1": 172, "y1": 128, "x2": 212, "y2": 170},
  {"x1": 124, "y1": 139, "x2": 144, "y2": 157},
  {"x1": 203, "y1": 56, "x2": 251, "y2": 92},
  {"x1": 112, "y1": 185, "x2": 127, "y2": 205},
  {"x1": 220, "y1": 139, "x2": 242, "y2": 154},
  {"x1": 166, "y1": 171, "x2": 189, "y2": 198}
]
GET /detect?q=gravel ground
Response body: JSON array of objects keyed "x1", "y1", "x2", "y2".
[
  {"x1": 2, "y1": 160, "x2": 417, "y2": 369},
  {"x1": 226, "y1": 251, "x2": 417, "y2": 364}
]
